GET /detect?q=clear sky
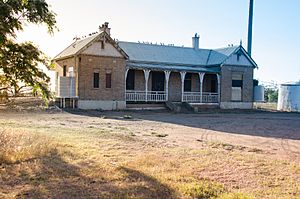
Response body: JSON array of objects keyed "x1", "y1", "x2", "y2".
[{"x1": 16, "y1": 0, "x2": 300, "y2": 85}]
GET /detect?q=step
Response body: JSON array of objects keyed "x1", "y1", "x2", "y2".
[{"x1": 190, "y1": 103, "x2": 220, "y2": 112}]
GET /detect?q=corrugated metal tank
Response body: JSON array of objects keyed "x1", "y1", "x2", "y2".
[
  {"x1": 57, "y1": 77, "x2": 76, "y2": 97},
  {"x1": 277, "y1": 84, "x2": 300, "y2": 112},
  {"x1": 254, "y1": 85, "x2": 264, "y2": 102}
]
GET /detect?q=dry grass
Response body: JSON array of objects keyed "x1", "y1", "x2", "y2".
[
  {"x1": 0, "y1": 128, "x2": 56, "y2": 164},
  {"x1": 0, "y1": 112, "x2": 299, "y2": 198},
  {"x1": 253, "y1": 102, "x2": 277, "y2": 111}
]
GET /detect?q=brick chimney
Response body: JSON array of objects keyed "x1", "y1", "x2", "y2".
[
  {"x1": 192, "y1": 33, "x2": 199, "y2": 50},
  {"x1": 99, "y1": 22, "x2": 111, "y2": 35}
]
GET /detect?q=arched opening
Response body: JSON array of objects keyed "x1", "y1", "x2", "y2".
[
  {"x1": 126, "y1": 69, "x2": 135, "y2": 90},
  {"x1": 203, "y1": 74, "x2": 218, "y2": 93},
  {"x1": 184, "y1": 73, "x2": 192, "y2": 92},
  {"x1": 151, "y1": 71, "x2": 165, "y2": 91}
]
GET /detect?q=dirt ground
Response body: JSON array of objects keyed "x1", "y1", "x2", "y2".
[
  {"x1": 0, "y1": 108, "x2": 300, "y2": 198},
  {"x1": 2, "y1": 109, "x2": 299, "y2": 162}
]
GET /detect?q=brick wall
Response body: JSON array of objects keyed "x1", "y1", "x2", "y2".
[
  {"x1": 169, "y1": 72, "x2": 182, "y2": 101},
  {"x1": 78, "y1": 55, "x2": 126, "y2": 101},
  {"x1": 130, "y1": 69, "x2": 145, "y2": 91},
  {"x1": 220, "y1": 65, "x2": 253, "y2": 102},
  {"x1": 191, "y1": 73, "x2": 200, "y2": 92}
]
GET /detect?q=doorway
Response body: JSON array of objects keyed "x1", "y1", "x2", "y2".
[{"x1": 151, "y1": 71, "x2": 165, "y2": 91}]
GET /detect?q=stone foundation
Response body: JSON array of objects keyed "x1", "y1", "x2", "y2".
[
  {"x1": 220, "y1": 102, "x2": 253, "y2": 109},
  {"x1": 78, "y1": 100, "x2": 126, "y2": 110}
]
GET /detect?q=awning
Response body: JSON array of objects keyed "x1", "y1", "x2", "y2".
[{"x1": 126, "y1": 62, "x2": 220, "y2": 73}]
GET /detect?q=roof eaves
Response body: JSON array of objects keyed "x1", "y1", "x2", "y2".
[
  {"x1": 126, "y1": 62, "x2": 220, "y2": 73},
  {"x1": 238, "y1": 46, "x2": 258, "y2": 68},
  {"x1": 52, "y1": 40, "x2": 78, "y2": 61},
  {"x1": 127, "y1": 60, "x2": 208, "y2": 68},
  {"x1": 52, "y1": 54, "x2": 75, "y2": 62}
]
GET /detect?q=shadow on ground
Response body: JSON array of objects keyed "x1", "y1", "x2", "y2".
[
  {"x1": 66, "y1": 109, "x2": 300, "y2": 141},
  {"x1": 1, "y1": 149, "x2": 177, "y2": 198}
]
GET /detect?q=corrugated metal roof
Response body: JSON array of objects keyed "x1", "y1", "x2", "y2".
[
  {"x1": 53, "y1": 33, "x2": 101, "y2": 60},
  {"x1": 53, "y1": 33, "x2": 243, "y2": 68},
  {"x1": 118, "y1": 42, "x2": 239, "y2": 66},
  {"x1": 126, "y1": 62, "x2": 220, "y2": 73},
  {"x1": 214, "y1": 45, "x2": 239, "y2": 56}
]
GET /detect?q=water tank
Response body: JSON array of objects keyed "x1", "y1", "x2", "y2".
[
  {"x1": 254, "y1": 85, "x2": 264, "y2": 102},
  {"x1": 277, "y1": 84, "x2": 300, "y2": 112}
]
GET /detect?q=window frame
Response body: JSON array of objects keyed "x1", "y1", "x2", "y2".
[
  {"x1": 63, "y1": 65, "x2": 67, "y2": 77},
  {"x1": 105, "y1": 73, "x2": 112, "y2": 88},
  {"x1": 231, "y1": 73, "x2": 243, "y2": 101},
  {"x1": 93, "y1": 72, "x2": 100, "y2": 89}
]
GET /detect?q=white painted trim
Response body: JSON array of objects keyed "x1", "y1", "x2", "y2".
[
  {"x1": 198, "y1": 72, "x2": 205, "y2": 103},
  {"x1": 180, "y1": 71, "x2": 186, "y2": 102},
  {"x1": 143, "y1": 69, "x2": 150, "y2": 102},
  {"x1": 164, "y1": 71, "x2": 171, "y2": 101}
]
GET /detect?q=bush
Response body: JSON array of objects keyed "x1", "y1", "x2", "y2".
[
  {"x1": 181, "y1": 181, "x2": 225, "y2": 199},
  {"x1": 181, "y1": 181, "x2": 252, "y2": 199}
]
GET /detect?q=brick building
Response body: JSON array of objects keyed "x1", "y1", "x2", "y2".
[{"x1": 53, "y1": 23, "x2": 257, "y2": 110}]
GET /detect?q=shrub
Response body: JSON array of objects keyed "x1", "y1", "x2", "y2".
[{"x1": 181, "y1": 181, "x2": 225, "y2": 199}]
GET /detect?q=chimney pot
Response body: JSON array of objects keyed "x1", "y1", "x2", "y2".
[
  {"x1": 192, "y1": 33, "x2": 200, "y2": 50},
  {"x1": 99, "y1": 22, "x2": 111, "y2": 35}
]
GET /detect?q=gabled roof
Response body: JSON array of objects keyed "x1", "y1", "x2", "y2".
[
  {"x1": 53, "y1": 32, "x2": 257, "y2": 68},
  {"x1": 53, "y1": 32, "x2": 128, "y2": 60},
  {"x1": 118, "y1": 42, "x2": 252, "y2": 67},
  {"x1": 53, "y1": 33, "x2": 100, "y2": 60},
  {"x1": 219, "y1": 45, "x2": 258, "y2": 68}
]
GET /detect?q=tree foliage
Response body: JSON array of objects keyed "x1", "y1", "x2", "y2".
[
  {"x1": 264, "y1": 88, "x2": 278, "y2": 102},
  {"x1": 0, "y1": 0, "x2": 57, "y2": 103},
  {"x1": 0, "y1": 0, "x2": 57, "y2": 43}
]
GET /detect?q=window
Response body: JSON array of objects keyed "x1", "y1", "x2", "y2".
[
  {"x1": 231, "y1": 73, "x2": 243, "y2": 101},
  {"x1": 93, "y1": 72, "x2": 99, "y2": 88},
  {"x1": 184, "y1": 73, "x2": 192, "y2": 92},
  {"x1": 101, "y1": 41, "x2": 104, "y2": 49},
  {"x1": 63, "y1": 65, "x2": 67, "y2": 77},
  {"x1": 126, "y1": 70, "x2": 135, "y2": 90},
  {"x1": 106, "y1": 73, "x2": 111, "y2": 88}
]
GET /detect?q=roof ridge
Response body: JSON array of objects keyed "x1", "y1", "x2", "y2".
[
  {"x1": 213, "y1": 45, "x2": 239, "y2": 51},
  {"x1": 118, "y1": 40, "x2": 213, "y2": 51}
]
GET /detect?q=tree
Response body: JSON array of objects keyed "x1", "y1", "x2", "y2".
[
  {"x1": 0, "y1": 0, "x2": 57, "y2": 103},
  {"x1": 264, "y1": 88, "x2": 278, "y2": 102}
]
